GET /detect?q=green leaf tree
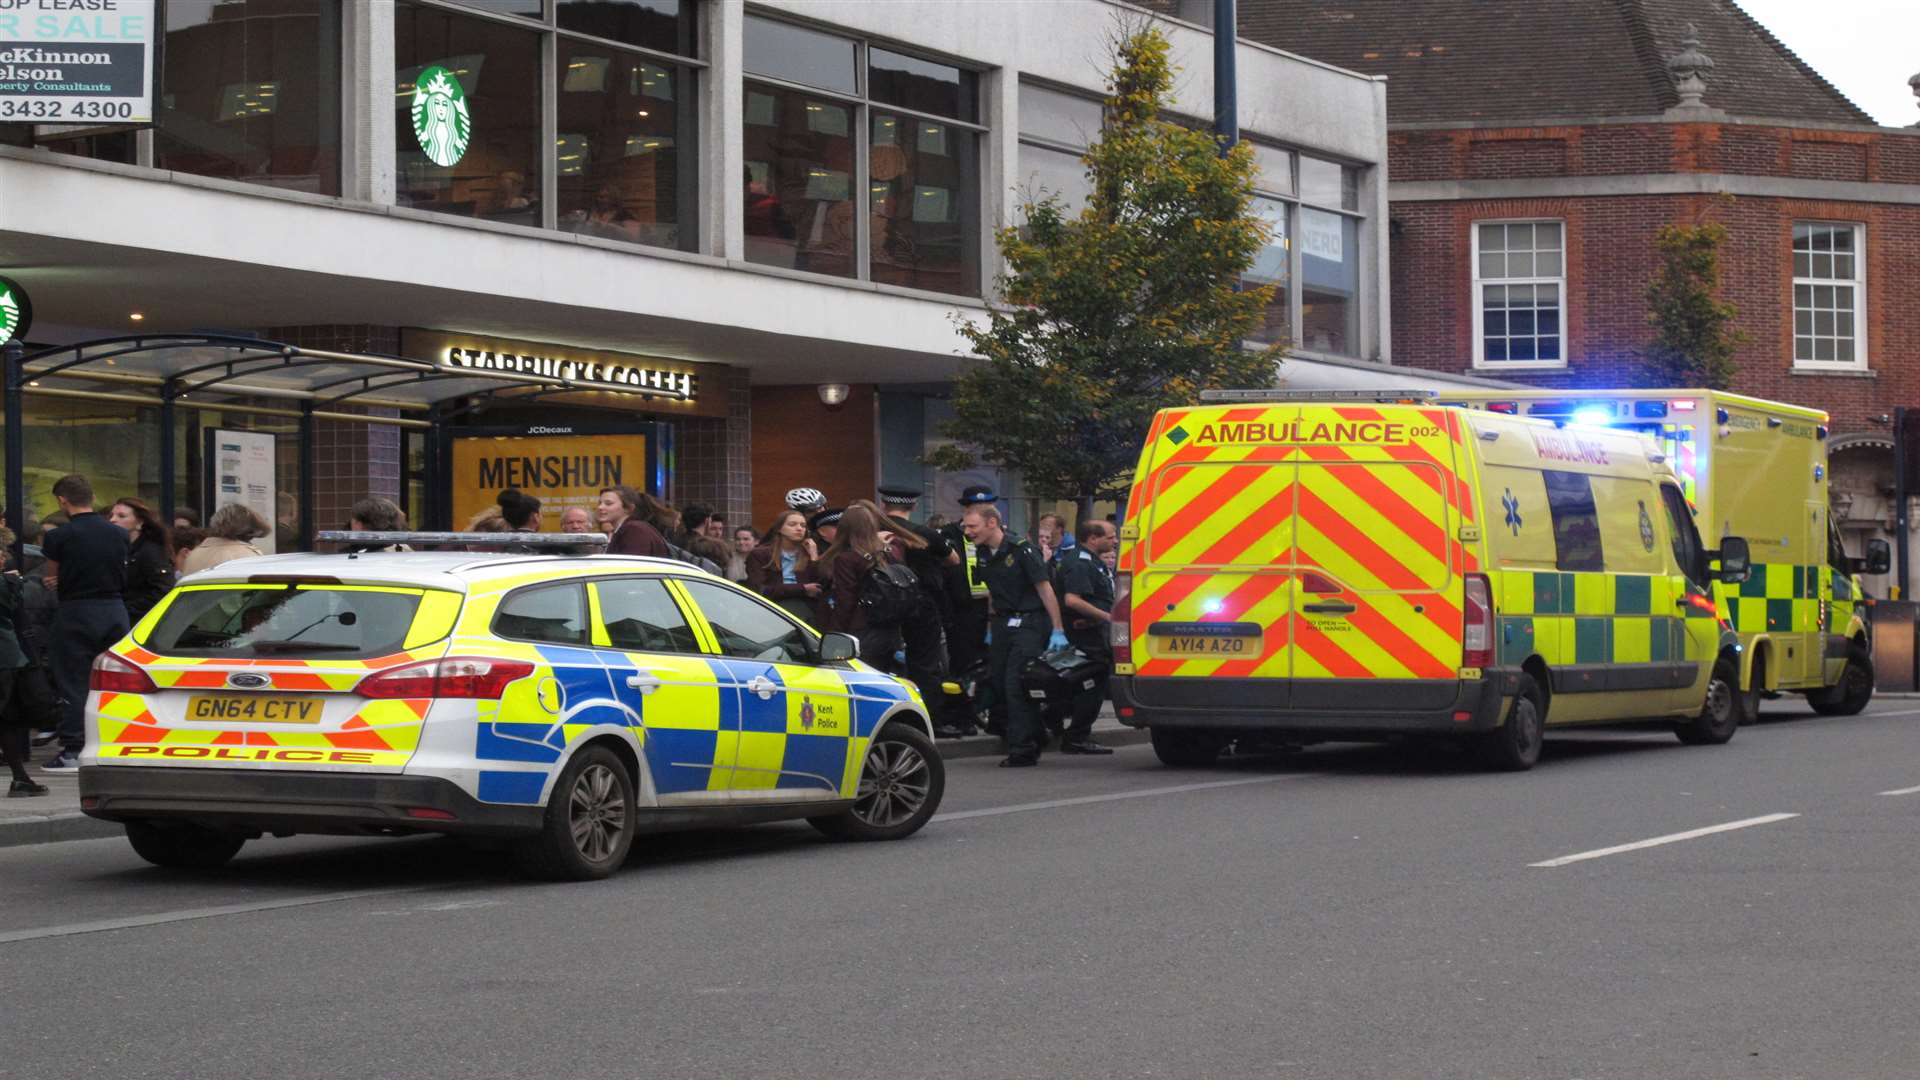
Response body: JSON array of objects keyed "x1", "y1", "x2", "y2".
[
  {"x1": 932, "y1": 26, "x2": 1280, "y2": 515},
  {"x1": 1643, "y1": 221, "x2": 1745, "y2": 389}
]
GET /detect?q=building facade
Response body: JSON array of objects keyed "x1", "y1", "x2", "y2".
[
  {"x1": 0, "y1": 0, "x2": 1396, "y2": 537},
  {"x1": 1233, "y1": 0, "x2": 1920, "y2": 587}
]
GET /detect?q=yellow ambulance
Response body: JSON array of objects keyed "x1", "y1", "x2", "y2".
[
  {"x1": 1110, "y1": 390, "x2": 1752, "y2": 770},
  {"x1": 1432, "y1": 390, "x2": 1887, "y2": 721}
]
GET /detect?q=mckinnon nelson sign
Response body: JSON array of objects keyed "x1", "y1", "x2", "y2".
[{"x1": 0, "y1": 1, "x2": 155, "y2": 124}]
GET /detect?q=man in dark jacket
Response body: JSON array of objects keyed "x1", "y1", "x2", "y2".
[
  {"x1": 40, "y1": 474, "x2": 130, "y2": 769},
  {"x1": 878, "y1": 486, "x2": 969, "y2": 737}
]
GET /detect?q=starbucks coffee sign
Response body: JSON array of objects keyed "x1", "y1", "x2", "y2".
[
  {"x1": 400, "y1": 329, "x2": 730, "y2": 419},
  {"x1": 410, "y1": 65, "x2": 471, "y2": 167},
  {"x1": 0, "y1": 275, "x2": 30, "y2": 347}
]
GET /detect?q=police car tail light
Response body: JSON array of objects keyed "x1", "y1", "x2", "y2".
[
  {"x1": 1462, "y1": 574, "x2": 1495, "y2": 669},
  {"x1": 1111, "y1": 572, "x2": 1132, "y2": 664},
  {"x1": 91, "y1": 652, "x2": 157, "y2": 694},
  {"x1": 359, "y1": 657, "x2": 537, "y2": 700}
]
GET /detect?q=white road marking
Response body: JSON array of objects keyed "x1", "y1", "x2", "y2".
[
  {"x1": 1863, "y1": 708, "x2": 1920, "y2": 719},
  {"x1": 1877, "y1": 784, "x2": 1920, "y2": 797},
  {"x1": 0, "y1": 886, "x2": 439, "y2": 945},
  {"x1": 932, "y1": 773, "x2": 1313, "y2": 823},
  {"x1": 1529, "y1": 813, "x2": 1800, "y2": 868}
]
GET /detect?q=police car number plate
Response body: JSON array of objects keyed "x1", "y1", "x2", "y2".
[{"x1": 186, "y1": 694, "x2": 323, "y2": 724}]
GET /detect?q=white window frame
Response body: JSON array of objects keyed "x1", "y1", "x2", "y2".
[
  {"x1": 1471, "y1": 218, "x2": 1566, "y2": 371},
  {"x1": 1791, "y1": 221, "x2": 1868, "y2": 372}
]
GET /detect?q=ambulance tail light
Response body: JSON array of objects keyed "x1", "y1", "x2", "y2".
[
  {"x1": 91, "y1": 652, "x2": 158, "y2": 694},
  {"x1": 359, "y1": 657, "x2": 537, "y2": 700},
  {"x1": 1462, "y1": 574, "x2": 1495, "y2": 669},
  {"x1": 1111, "y1": 572, "x2": 1132, "y2": 665}
]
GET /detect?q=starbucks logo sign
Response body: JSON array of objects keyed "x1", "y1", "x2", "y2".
[
  {"x1": 410, "y1": 66, "x2": 472, "y2": 168},
  {"x1": 0, "y1": 276, "x2": 30, "y2": 348}
]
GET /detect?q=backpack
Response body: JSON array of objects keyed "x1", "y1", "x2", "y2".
[
  {"x1": 665, "y1": 541, "x2": 723, "y2": 576},
  {"x1": 858, "y1": 555, "x2": 925, "y2": 626}
]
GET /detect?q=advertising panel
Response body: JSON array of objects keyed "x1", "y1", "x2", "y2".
[
  {"x1": 207, "y1": 429, "x2": 278, "y2": 555},
  {"x1": 450, "y1": 429, "x2": 650, "y2": 530},
  {"x1": 0, "y1": 0, "x2": 157, "y2": 124}
]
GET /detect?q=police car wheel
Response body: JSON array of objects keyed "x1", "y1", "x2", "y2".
[
  {"x1": 125, "y1": 820, "x2": 247, "y2": 870},
  {"x1": 1476, "y1": 674, "x2": 1544, "y2": 771},
  {"x1": 1809, "y1": 645, "x2": 1874, "y2": 716},
  {"x1": 512, "y1": 745, "x2": 635, "y2": 881},
  {"x1": 1677, "y1": 656, "x2": 1741, "y2": 746},
  {"x1": 810, "y1": 722, "x2": 945, "y2": 842},
  {"x1": 1150, "y1": 726, "x2": 1225, "y2": 768}
]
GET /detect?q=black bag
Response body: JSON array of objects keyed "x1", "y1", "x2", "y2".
[
  {"x1": 1021, "y1": 645, "x2": 1105, "y2": 703},
  {"x1": 858, "y1": 557, "x2": 925, "y2": 627}
]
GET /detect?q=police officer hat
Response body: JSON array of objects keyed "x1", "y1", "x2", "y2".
[
  {"x1": 876, "y1": 485, "x2": 921, "y2": 508},
  {"x1": 810, "y1": 507, "x2": 844, "y2": 531},
  {"x1": 957, "y1": 484, "x2": 998, "y2": 506}
]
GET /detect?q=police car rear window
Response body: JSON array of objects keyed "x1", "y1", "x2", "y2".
[{"x1": 143, "y1": 586, "x2": 422, "y2": 659}]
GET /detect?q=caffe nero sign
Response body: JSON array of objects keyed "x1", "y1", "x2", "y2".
[{"x1": 0, "y1": 1, "x2": 156, "y2": 124}]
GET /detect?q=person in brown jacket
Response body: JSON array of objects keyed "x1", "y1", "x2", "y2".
[
  {"x1": 745, "y1": 509, "x2": 822, "y2": 624},
  {"x1": 816, "y1": 505, "x2": 910, "y2": 668},
  {"x1": 597, "y1": 485, "x2": 673, "y2": 558}
]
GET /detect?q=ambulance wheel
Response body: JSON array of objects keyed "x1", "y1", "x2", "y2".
[
  {"x1": 1476, "y1": 675, "x2": 1544, "y2": 771},
  {"x1": 811, "y1": 722, "x2": 944, "y2": 841},
  {"x1": 512, "y1": 745, "x2": 635, "y2": 881},
  {"x1": 1677, "y1": 656, "x2": 1741, "y2": 745},
  {"x1": 1150, "y1": 726, "x2": 1226, "y2": 768},
  {"x1": 1809, "y1": 644, "x2": 1874, "y2": 716},
  {"x1": 125, "y1": 820, "x2": 246, "y2": 870}
]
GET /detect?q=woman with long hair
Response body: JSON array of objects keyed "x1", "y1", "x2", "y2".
[
  {"x1": 745, "y1": 509, "x2": 822, "y2": 624},
  {"x1": 597, "y1": 485, "x2": 672, "y2": 557},
  {"x1": 817, "y1": 504, "x2": 906, "y2": 666},
  {"x1": 108, "y1": 497, "x2": 175, "y2": 623}
]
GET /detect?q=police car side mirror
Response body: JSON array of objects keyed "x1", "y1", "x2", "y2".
[
  {"x1": 1861, "y1": 539, "x2": 1892, "y2": 576},
  {"x1": 1714, "y1": 537, "x2": 1751, "y2": 584},
  {"x1": 819, "y1": 632, "x2": 860, "y2": 662}
]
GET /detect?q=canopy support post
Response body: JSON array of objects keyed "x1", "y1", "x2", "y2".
[
  {"x1": 159, "y1": 377, "x2": 177, "y2": 526},
  {"x1": 298, "y1": 401, "x2": 316, "y2": 552},
  {"x1": 424, "y1": 402, "x2": 444, "y2": 531},
  {"x1": 4, "y1": 339, "x2": 23, "y2": 567}
]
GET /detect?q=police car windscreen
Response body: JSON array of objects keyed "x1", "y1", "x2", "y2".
[{"x1": 144, "y1": 587, "x2": 422, "y2": 659}]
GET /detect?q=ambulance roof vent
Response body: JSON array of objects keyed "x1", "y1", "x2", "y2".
[{"x1": 1198, "y1": 389, "x2": 1439, "y2": 403}]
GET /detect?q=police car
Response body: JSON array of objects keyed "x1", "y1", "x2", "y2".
[{"x1": 77, "y1": 539, "x2": 944, "y2": 880}]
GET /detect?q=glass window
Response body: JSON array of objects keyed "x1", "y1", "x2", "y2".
[
  {"x1": 743, "y1": 15, "x2": 857, "y2": 94},
  {"x1": 1300, "y1": 156, "x2": 1358, "y2": 211},
  {"x1": 555, "y1": 40, "x2": 690, "y2": 249},
  {"x1": 1019, "y1": 83, "x2": 1102, "y2": 146},
  {"x1": 448, "y1": 0, "x2": 544, "y2": 18},
  {"x1": 1544, "y1": 471, "x2": 1604, "y2": 573},
  {"x1": 1245, "y1": 196, "x2": 1291, "y2": 346},
  {"x1": 1661, "y1": 483, "x2": 1706, "y2": 587},
  {"x1": 871, "y1": 112, "x2": 980, "y2": 296},
  {"x1": 1299, "y1": 208, "x2": 1359, "y2": 356},
  {"x1": 144, "y1": 587, "x2": 422, "y2": 659},
  {"x1": 556, "y1": 0, "x2": 693, "y2": 55},
  {"x1": 395, "y1": 2, "x2": 543, "y2": 223},
  {"x1": 595, "y1": 578, "x2": 701, "y2": 653},
  {"x1": 494, "y1": 583, "x2": 589, "y2": 645},
  {"x1": 742, "y1": 82, "x2": 856, "y2": 277},
  {"x1": 870, "y1": 48, "x2": 976, "y2": 122},
  {"x1": 1793, "y1": 222, "x2": 1866, "y2": 367},
  {"x1": 1475, "y1": 221, "x2": 1563, "y2": 366},
  {"x1": 152, "y1": 0, "x2": 343, "y2": 196},
  {"x1": 679, "y1": 580, "x2": 815, "y2": 664},
  {"x1": 1015, "y1": 143, "x2": 1091, "y2": 214},
  {"x1": 1249, "y1": 142, "x2": 1294, "y2": 196}
]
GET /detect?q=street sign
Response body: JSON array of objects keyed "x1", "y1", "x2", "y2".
[
  {"x1": 0, "y1": 1, "x2": 157, "y2": 125},
  {"x1": 0, "y1": 274, "x2": 31, "y2": 346}
]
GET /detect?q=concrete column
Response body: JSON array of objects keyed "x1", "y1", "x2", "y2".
[
  {"x1": 706, "y1": 0, "x2": 746, "y2": 259},
  {"x1": 345, "y1": 0, "x2": 398, "y2": 205},
  {"x1": 983, "y1": 65, "x2": 1018, "y2": 292},
  {"x1": 1365, "y1": 75, "x2": 1392, "y2": 364}
]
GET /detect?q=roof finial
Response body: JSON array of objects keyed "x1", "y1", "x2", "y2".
[{"x1": 1667, "y1": 23, "x2": 1715, "y2": 110}]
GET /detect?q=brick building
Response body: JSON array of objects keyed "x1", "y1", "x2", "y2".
[{"x1": 1229, "y1": 0, "x2": 1920, "y2": 577}]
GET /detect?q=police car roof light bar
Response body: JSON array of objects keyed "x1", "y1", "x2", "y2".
[
  {"x1": 1198, "y1": 389, "x2": 1440, "y2": 403},
  {"x1": 315, "y1": 531, "x2": 610, "y2": 548}
]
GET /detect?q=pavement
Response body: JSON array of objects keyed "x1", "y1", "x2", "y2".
[{"x1": 0, "y1": 713, "x2": 1148, "y2": 849}]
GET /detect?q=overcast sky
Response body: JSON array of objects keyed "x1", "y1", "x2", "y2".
[{"x1": 1736, "y1": 0, "x2": 1916, "y2": 126}]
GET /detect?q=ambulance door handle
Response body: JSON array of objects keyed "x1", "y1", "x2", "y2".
[
  {"x1": 625, "y1": 671, "x2": 662, "y2": 695},
  {"x1": 745, "y1": 675, "x2": 778, "y2": 699},
  {"x1": 1302, "y1": 602, "x2": 1356, "y2": 614}
]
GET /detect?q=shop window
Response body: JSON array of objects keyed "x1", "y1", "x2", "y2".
[
  {"x1": 447, "y1": 0, "x2": 544, "y2": 19},
  {"x1": 1473, "y1": 221, "x2": 1564, "y2": 367},
  {"x1": 1300, "y1": 155, "x2": 1358, "y2": 211},
  {"x1": 743, "y1": 15, "x2": 857, "y2": 94},
  {"x1": 742, "y1": 83, "x2": 855, "y2": 278},
  {"x1": 1300, "y1": 208, "x2": 1358, "y2": 356},
  {"x1": 556, "y1": 0, "x2": 693, "y2": 54},
  {"x1": 1018, "y1": 84, "x2": 1103, "y2": 147},
  {"x1": 555, "y1": 40, "x2": 692, "y2": 249},
  {"x1": 395, "y1": 1, "x2": 543, "y2": 223},
  {"x1": 1015, "y1": 143, "x2": 1091, "y2": 215},
  {"x1": 1245, "y1": 196, "x2": 1291, "y2": 346},
  {"x1": 871, "y1": 113, "x2": 979, "y2": 296},
  {"x1": 153, "y1": 0, "x2": 343, "y2": 195},
  {"x1": 869, "y1": 47, "x2": 977, "y2": 123},
  {"x1": 1793, "y1": 222, "x2": 1866, "y2": 369}
]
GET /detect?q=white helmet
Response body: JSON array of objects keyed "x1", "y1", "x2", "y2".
[{"x1": 785, "y1": 487, "x2": 826, "y2": 512}]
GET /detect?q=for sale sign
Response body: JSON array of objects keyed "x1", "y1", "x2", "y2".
[{"x1": 0, "y1": 0, "x2": 155, "y2": 124}]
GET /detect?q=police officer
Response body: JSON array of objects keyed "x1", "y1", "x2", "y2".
[
  {"x1": 1043, "y1": 519, "x2": 1118, "y2": 754},
  {"x1": 963, "y1": 502, "x2": 1066, "y2": 767},
  {"x1": 938, "y1": 485, "x2": 995, "y2": 720},
  {"x1": 877, "y1": 487, "x2": 970, "y2": 737}
]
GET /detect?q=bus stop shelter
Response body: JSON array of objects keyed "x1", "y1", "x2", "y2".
[{"x1": 0, "y1": 334, "x2": 686, "y2": 552}]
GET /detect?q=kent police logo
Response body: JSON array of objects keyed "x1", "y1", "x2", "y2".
[
  {"x1": 799, "y1": 699, "x2": 815, "y2": 731},
  {"x1": 411, "y1": 66, "x2": 472, "y2": 167},
  {"x1": 1638, "y1": 501, "x2": 1656, "y2": 552}
]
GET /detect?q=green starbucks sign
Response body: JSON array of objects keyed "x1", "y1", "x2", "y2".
[
  {"x1": 0, "y1": 276, "x2": 30, "y2": 348},
  {"x1": 410, "y1": 65, "x2": 473, "y2": 168}
]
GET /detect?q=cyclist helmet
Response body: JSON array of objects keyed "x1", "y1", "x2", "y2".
[{"x1": 785, "y1": 487, "x2": 826, "y2": 513}]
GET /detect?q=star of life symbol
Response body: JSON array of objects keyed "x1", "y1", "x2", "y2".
[
  {"x1": 411, "y1": 66, "x2": 472, "y2": 168},
  {"x1": 1501, "y1": 488, "x2": 1523, "y2": 535},
  {"x1": 0, "y1": 288, "x2": 17, "y2": 346},
  {"x1": 799, "y1": 699, "x2": 815, "y2": 731}
]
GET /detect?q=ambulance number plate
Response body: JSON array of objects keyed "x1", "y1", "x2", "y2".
[
  {"x1": 186, "y1": 694, "x2": 323, "y2": 724},
  {"x1": 1146, "y1": 621, "x2": 1262, "y2": 658}
]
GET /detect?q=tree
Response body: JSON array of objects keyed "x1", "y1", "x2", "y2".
[
  {"x1": 1644, "y1": 221, "x2": 1745, "y2": 389},
  {"x1": 931, "y1": 26, "x2": 1280, "y2": 514}
]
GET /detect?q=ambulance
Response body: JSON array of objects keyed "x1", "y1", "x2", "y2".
[
  {"x1": 1110, "y1": 390, "x2": 1752, "y2": 770},
  {"x1": 1432, "y1": 390, "x2": 1888, "y2": 721}
]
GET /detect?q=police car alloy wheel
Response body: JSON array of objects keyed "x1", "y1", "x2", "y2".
[
  {"x1": 513, "y1": 745, "x2": 636, "y2": 880},
  {"x1": 125, "y1": 820, "x2": 247, "y2": 870},
  {"x1": 810, "y1": 723, "x2": 944, "y2": 841}
]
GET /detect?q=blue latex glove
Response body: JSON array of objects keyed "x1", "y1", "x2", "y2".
[
  {"x1": 1049, "y1": 629, "x2": 1069, "y2": 651},
  {"x1": 984, "y1": 625, "x2": 993, "y2": 645}
]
